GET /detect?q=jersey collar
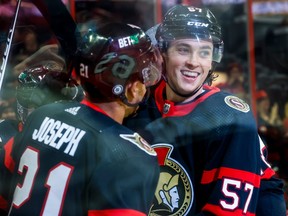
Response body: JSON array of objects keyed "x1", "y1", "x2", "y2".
[
  {"x1": 154, "y1": 80, "x2": 220, "y2": 117},
  {"x1": 80, "y1": 99, "x2": 109, "y2": 116}
]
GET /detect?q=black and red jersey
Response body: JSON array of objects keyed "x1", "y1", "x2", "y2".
[
  {"x1": 0, "y1": 119, "x2": 19, "y2": 145},
  {"x1": 0, "y1": 119, "x2": 19, "y2": 214},
  {"x1": 124, "y1": 80, "x2": 285, "y2": 215},
  {"x1": 5, "y1": 99, "x2": 159, "y2": 216}
]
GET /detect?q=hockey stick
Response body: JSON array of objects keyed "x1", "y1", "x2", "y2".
[
  {"x1": 0, "y1": 0, "x2": 22, "y2": 92},
  {"x1": 31, "y1": 0, "x2": 79, "y2": 77}
]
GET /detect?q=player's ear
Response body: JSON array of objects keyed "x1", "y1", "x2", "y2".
[{"x1": 125, "y1": 80, "x2": 146, "y2": 104}]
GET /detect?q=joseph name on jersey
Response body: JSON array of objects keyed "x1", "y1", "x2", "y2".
[{"x1": 32, "y1": 116, "x2": 86, "y2": 156}]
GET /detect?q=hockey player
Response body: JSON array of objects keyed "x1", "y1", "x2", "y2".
[
  {"x1": 5, "y1": 22, "x2": 161, "y2": 216},
  {"x1": 0, "y1": 58, "x2": 83, "y2": 215},
  {"x1": 124, "y1": 5, "x2": 286, "y2": 215}
]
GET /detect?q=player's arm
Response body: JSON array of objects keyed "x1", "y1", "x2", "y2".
[
  {"x1": 257, "y1": 177, "x2": 286, "y2": 216},
  {"x1": 257, "y1": 136, "x2": 287, "y2": 215},
  {"x1": 199, "y1": 117, "x2": 262, "y2": 215}
]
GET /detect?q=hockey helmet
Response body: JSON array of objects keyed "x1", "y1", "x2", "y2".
[
  {"x1": 156, "y1": 5, "x2": 224, "y2": 63},
  {"x1": 16, "y1": 61, "x2": 82, "y2": 123},
  {"x1": 76, "y1": 22, "x2": 162, "y2": 103}
]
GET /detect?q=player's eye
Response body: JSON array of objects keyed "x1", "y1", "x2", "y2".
[
  {"x1": 175, "y1": 46, "x2": 190, "y2": 55},
  {"x1": 198, "y1": 49, "x2": 212, "y2": 59}
]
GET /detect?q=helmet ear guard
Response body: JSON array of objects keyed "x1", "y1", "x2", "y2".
[{"x1": 213, "y1": 41, "x2": 224, "y2": 63}]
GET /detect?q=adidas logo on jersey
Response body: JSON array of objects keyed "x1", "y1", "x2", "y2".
[{"x1": 65, "y1": 106, "x2": 81, "y2": 115}]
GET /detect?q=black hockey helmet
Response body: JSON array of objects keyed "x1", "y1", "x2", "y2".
[
  {"x1": 156, "y1": 5, "x2": 224, "y2": 64},
  {"x1": 76, "y1": 22, "x2": 162, "y2": 104},
  {"x1": 16, "y1": 61, "x2": 83, "y2": 123}
]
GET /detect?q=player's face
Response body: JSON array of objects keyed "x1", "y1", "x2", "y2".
[{"x1": 163, "y1": 39, "x2": 213, "y2": 98}]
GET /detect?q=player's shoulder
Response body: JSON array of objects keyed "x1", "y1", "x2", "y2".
[
  {"x1": 29, "y1": 100, "x2": 85, "y2": 119},
  {"x1": 199, "y1": 87, "x2": 256, "y2": 128},
  {"x1": 0, "y1": 119, "x2": 18, "y2": 130},
  {"x1": 117, "y1": 132, "x2": 158, "y2": 157},
  {"x1": 23, "y1": 100, "x2": 84, "y2": 127},
  {"x1": 207, "y1": 88, "x2": 251, "y2": 115},
  {"x1": 221, "y1": 92, "x2": 250, "y2": 114},
  {"x1": 34, "y1": 100, "x2": 79, "y2": 110},
  {"x1": 29, "y1": 100, "x2": 121, "y2": 132}
]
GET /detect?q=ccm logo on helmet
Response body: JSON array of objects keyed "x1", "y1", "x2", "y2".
[
  {"x1": 187, "y1": 21, "x2": 209, "y2": 27},
  {"x1": 118, "y1": 35, "x2": 139, "y2": 48}
]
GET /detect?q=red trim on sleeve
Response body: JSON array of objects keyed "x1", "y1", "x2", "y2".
[
  {"x1": 201, "y1": 167, "x2": 260, "y2": 187},
  {"x1": 4, "y1": 137, "x2": 15, "y2": 172},
  {"x1": 202, "y1": 204, "x2": 255, "y2": 216},
  {"x1": 261, "y1": 167, "x2": 275, "y2": 180},
  {"x1": 88, "y1": 209, "x2": 146, "y2": 216}
]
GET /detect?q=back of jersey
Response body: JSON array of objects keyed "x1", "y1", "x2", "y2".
[{"x1": 8, "y1": 101, "x2": 159, "y2": 216}]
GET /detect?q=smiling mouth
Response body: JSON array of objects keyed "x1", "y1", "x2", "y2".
[{"x1": 181, "y1": 70, "x2": 200, "y2": 78}]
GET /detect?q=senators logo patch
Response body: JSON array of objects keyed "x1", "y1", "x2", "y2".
[
  {"x1": 224, "y1": 95, "x2": 250, "y2": 113},
  {"x1": 149, "y1": 144, "x2": 193, "y2": 216}
]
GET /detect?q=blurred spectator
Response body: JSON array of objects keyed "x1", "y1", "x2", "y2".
[
  {"x1": 13, "y1": 44, "x2": 64, "y2": 75},
  {"x1": 283, "y1": 102, "x2": 288, "y2": 138},
  {"x1": 13, "y1": 27, "x2": 40, "y2": 65},
  {"x1": 220, "y1": 62, "x2": 248, "y2": 101},
  {"x1": 1, "y1": 106, "x2": 16, "y2": 120},
  {"x1": 278, "y1": 102, "x2": 288, "y2": 179},
  {"x1": 0, "y1": 44, "x2": 66, "y2": 120},
  {"x1": 283, "y1": 118, "x2": 288, "y2": 138},
  {"x1": 256, "y1": 89, "x2": 284, "y2": 173},
  {"x1": 0, "y1": 95, "x2": 16, "y2": 120},
  {"x1": 256, "y1": 90, "x2": 282, "y2": 130}
]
